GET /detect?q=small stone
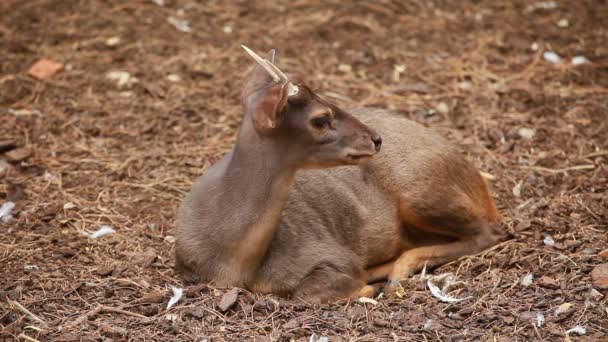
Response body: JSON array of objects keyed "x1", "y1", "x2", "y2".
[
  {"x1": 5, "y1": 148, "x2": 31, "y2": 163},
  {"x1": 543, "y1": 235, "x2": 555, "y2": 247},
  {"x1": 436, "y1": 102, "x2": 449, "y2": 114},
  {"x1": 458, "y1": 81, "x2": 472, "y2": 90},
  {"x1": 164, "y1": 235, "x2": 176, "y2": 243},
  {"x1": 27, "y1": 59, "x2": 63, "y2": 79},
  {"x1": 105, "y1": 36, "x2": 121, "y2": 46},
  {"x1": 63, "y1": 202, "x2": 76, "y2": 210},
  {"x1": 538, "y1": 276, "x2": 560, "y2": 289},
  {"x1": 166, "y1": 74, "x2": 181, "y2": 82},
  {"x1": 591, "y1": 263, "x2": 608, "y2": 289},
  {"x1": 554, "y1": 302, "x2": 574, "y2": 316},
  {"x1": 557, "y1": 19, "x2": 569, "y2": 28},
  {"x1": 222, "y1": 25, "x2": 233, "y2": 34},
  {"x1": 581, "y1": 247, "x2": 595, "y2": 255},
  {"x1": 571, "y1": 56, "x2": 590, "y2": 65},
  {"x1": 218, "y1": 288, "x2": 239, "y2": 312},
  {"x1": 168, "y1": 16, "x2": 191, "y2": 33},
  {"x1": 337, "y1": 64, "x2": 352, "y2": 73},
  {"x1": 517, "y1": 128, "x2": 536, "y2": 140},
  {"x1": 543, "y1": 51, "x2": 561, "y2": 64},
  {"x1": 106, "y1": 71, "x2": 138, "y2": 88}
]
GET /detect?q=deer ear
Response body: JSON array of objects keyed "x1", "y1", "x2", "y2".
[
  {"x1": 242, "y1": 50, "x2": 288, "y2": 133},
  {"x1": 244, "y1": 82, "x2": 289, "y2": 133}
]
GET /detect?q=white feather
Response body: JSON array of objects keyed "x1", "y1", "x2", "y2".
[
  {"x1": 566, "y1": 325, "x2": 586, "y2": 335},
  {"x1": 166, "y1": 286, "x2": 183, "y2": 310},
  {"x1": 88, "y1": 225, "x2": 116, "y2": 239},
  {"x1": 427, "y1": 279, "x2": 472, "y2": 303}
]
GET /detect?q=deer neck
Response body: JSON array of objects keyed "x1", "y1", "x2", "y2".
[{"x1": 220, "y1": 125, "x2": 296, "y2": 280}]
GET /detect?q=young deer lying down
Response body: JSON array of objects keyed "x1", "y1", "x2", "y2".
[{"x1": 176, "y1": 46, "x2": 502, "y2": 303}]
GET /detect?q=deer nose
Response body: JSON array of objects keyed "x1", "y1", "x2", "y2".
[{"x1": 371, "y1": 134, "x2": 382, "y2": 152}]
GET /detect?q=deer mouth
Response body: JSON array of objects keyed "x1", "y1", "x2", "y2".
[{"x1": 346, "y1": 153, "x2": 374, "y2": 163}]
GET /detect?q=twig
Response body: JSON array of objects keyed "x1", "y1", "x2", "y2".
[
  {"x1": 64, "y1": 304, "x2": 146, "y2": 329},
  {"x1": 583, "y1": 151, "x2": 608, "y2": 159},
  {"x1": 17, "y1": 334, "x2": 41, "y2": 342},
  {"x1": 7, "y1": 300, "x2": 46, "y2": 326},
  {"x1": 520, "y1": 164, "x2": 596, "y2": 174}
]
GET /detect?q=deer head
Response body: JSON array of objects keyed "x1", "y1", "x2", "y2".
[{"x1": 240, "y1": 45, "x2": 382, "y2": 168}]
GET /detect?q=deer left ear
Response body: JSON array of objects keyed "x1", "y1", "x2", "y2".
[
  {"x1": 240, "y1": 46, "x2": 297, "y2": 134},
  {"x1": 245, "y1": 82, "x2": 289, "y2": 133}
]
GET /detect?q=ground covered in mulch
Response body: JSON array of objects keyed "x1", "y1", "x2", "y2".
[{"x1": 1, "y1": 0, "x2": 607, "y2": 340}]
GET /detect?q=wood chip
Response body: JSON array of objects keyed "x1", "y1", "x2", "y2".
[
  {"x1": 283, "y1": 318, "x2": 300, "y2": 330},
  {"x1": 95, "y1": 265, "x2": 115, "y2": 276},
  {"x1": 591, "y1": 263, "x2": 608, "y2": 290},
  {"x1": 0, "y1": 140, "x2": 16, "y2": 153},
  {"x1": 538, "y1": 275, "x2": 560, "y2": 289},
  {"x1": 217, "y1": 288, "x2": 239, "y2": 312},
  {"x1": 135, "y1": 247, "x2": 157, "y2": 267},
  {"x1": 27, "y1": 59, "x2": 63, "y2": 80},
  {"x1": 5, "y1": 148, "x2": 31, "y2": 163}
]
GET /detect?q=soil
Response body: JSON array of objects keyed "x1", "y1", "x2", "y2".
[{"x1": 1, "y1": 0, "x2": 607, "y2": 341}]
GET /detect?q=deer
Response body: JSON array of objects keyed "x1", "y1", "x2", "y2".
[{"x1": 175, "y1": 46, "x2": 502, "y2": 303}]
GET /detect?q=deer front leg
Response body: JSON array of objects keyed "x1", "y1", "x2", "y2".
[{"x1": 292, "y1": 261, "x2": 371, "y2": 303}]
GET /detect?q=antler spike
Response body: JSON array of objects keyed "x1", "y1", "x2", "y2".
[
  {"x1": 241, "y1": 44, "x2": 299, "y2": 96},
  {"x1": 241, "y1": 45, "x2": 281, "y2": 83}
]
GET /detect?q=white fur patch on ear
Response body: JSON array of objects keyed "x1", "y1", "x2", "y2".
[{"x1": 267, "y1": 118, "x2": 275, "y2": 128}]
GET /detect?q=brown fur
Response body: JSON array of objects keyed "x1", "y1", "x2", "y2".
[{"x1": 175, "y1": 50, "x2": 502, "y2": 303}]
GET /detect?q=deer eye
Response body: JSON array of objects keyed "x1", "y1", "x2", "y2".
[{"x1": 311, "y1": 115, "x2": 331, "y2": 129}]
